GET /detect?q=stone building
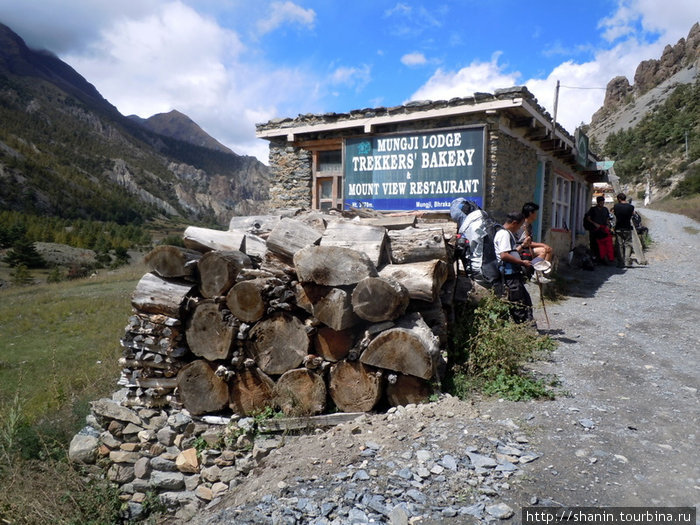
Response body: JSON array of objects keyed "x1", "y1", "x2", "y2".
[{"x1": 255, "y1": 86, "x2": 607, "y2": 258}]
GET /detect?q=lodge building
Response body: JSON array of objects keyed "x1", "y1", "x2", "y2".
[{"x1": 255, "y1": 86, "x2": 607, "y2": 259}]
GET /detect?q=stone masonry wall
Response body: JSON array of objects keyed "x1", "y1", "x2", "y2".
[
  {"x1": 267, "y1": 139, "x2": 313, "y2": 210},
  {"x1": 487, "y1": 131, "x2": 539, "y2": 222}
]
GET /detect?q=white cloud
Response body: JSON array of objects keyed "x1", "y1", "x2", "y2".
[
  {"x1": 329, "y1": 64, "x2": 372, "y2": 93},
  {"x1": 59, "y1": 1, "x2": 320, "y2": 163},
  {"x1": 409, "y1": 53, "x2": 520, "y2": 102},
  {"x1": 256, "y1": 1, "x2": 316, "y2": 35},
  {"x1": 401, "y1": 52, "x2": 428, "y2": 67},
  {"x1": 600, "y1": 0, "x2": 699, "y2": 43},
  {"x1": 411, "y1": 2, "x2": 699, "y2": 132}
]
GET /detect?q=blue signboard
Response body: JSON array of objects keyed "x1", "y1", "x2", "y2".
[{"x1": 344, "y1": 127, "x2": 485, "y2": 211}]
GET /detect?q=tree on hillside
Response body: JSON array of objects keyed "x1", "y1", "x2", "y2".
[{"x1": 4, "y1": 239, "x2": 46, "y2": 268}]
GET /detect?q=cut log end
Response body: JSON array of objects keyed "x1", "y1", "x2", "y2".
[{"x1": 274, "y1": 368, "x2": 326, "y2": 416}]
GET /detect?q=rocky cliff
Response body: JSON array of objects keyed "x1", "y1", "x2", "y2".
[{"x1": 589, "y1": 22, "x2": 700, "y2": 139}]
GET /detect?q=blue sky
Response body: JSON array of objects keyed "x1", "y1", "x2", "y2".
[{"x1": 0, "y1": 1, "x2": 698, "y2": 162}]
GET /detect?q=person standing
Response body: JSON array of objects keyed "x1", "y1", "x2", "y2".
[
  {"x1": 495, "y1": 212, "x2": 534, "y2": 325},
  {"x1": 584, "y1": 196, "x2": 610, "y2": 263},
  {"x1": 613, "y1": 192, "x2": 635, "y2": 268}
]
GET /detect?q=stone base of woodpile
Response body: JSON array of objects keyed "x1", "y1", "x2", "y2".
[{"x1": 70, "y1": 208, "x2": 471, "y2": 518}]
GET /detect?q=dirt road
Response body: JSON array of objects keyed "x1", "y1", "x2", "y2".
[{"x1": 480, "y1": 208, "x2": 700, "y2": 514}]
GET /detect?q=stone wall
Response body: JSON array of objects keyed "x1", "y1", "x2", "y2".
[
  {"x1": 487, "y1": 131, "x2": 539, "y2": 222},
  {"x1": 267, "y1": 139, "x2": 313, "y2": 210}
]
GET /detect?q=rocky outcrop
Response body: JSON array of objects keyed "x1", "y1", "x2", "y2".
[{"x1": 590, "y1": 22, "x2": 700, "y2": 129}]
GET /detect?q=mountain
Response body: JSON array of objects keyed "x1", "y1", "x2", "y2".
[
  {"x1": 128, "y1": 110, "x2": 234, "y2": 155},
  {"x1": 0, "y1": 22, "x2": 270, "y2": 227},
  {"x1": 587, "y1": 22, "x2": 700, "y2": 205}
]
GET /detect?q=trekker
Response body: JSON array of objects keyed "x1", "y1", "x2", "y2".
[
  {"x1": 613, "y1": 192, "x2": 635, "y2": 268},
  {"x1": 495, "y1": 212, "x2": 534, "y2": 325},
  {"x1": 519, "y1": 202, "x2": 553, "y2": 277},
  {"x1": 584, "y1": 196, "x2": 610, "y2": 263}
]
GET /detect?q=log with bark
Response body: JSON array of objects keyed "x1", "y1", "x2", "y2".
[
  {"x1": 228, "y1": 215, "x2": 281, "y2": 236},
  {"x1": 274, "y1": 368, "x2": 326, "y2": 416},
  {"x1": 183, "y1": 226, "x2": 245, "y2": 253},
  {"x1": 378, "y1": 259, "x2": 448, "y2": 302},
  {"x1": 328, "y1": 360, "x2": 382, "y2": 412},
  {"x1": 176, "y1": 360, "x2": 230, "y2": 415},
  {"x1": 131, "y1": 273, "x2": 195, "y2": 318},
  {"x1": 185, "y1": 300, "x2": 237, "y2": 361},
  {"x1": 387, "y1": 227, "x2": 447, "y2": 264},
  {"x1": 360, "y1": 313, "x2": 439, "y2": 380},
  {"x1": 144, "y1": 245, "x2": 200, "y2": 279},
  {"x1": 320, "y1": 220, "x2": 388, "y2": 267},
  {"x1": 351, "y1": 276, "x2": 409, "y2": 322},
  {"x1": 197, "y1": 250, "x2": 252, "y2": 298},
  {"x1": 294, "y1": 245, "x2": 378, "y2": 286},
  {"x1": 228, "y1": 368, "x2": 276, "y2": 416},
  {"x1": 295, "y1": 284, "x2": 359, "y2": 331},
  {"x1": 249, "y1": 312, "x2": 310, "y2": 375},
  {"x1": 266, "y1": 218, "x2": 323, "y2": 260}
]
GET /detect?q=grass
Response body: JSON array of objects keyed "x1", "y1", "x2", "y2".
[
  {"x1": 0, "y1": 262, "x2": 146, "y2": 422},
  {"x1": 0, "y1": 262, "x2": 146, "y2": 524},
  {"x1": 649, "y1": 193, "x2": 700, "y2": 223}
]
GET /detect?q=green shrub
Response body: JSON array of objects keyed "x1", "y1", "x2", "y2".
[{"x1": 445, "y1": 293, "x2": 556, "y2": 401}]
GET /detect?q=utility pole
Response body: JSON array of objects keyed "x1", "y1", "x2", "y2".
[{"x1": 551, "y1": 80, "x2": 560, "y2": 138}]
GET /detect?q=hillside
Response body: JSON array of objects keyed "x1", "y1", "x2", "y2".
[
  {"x1": 587, "y1": 22, "x2": 700, "y2": 209},
  {"x1": 0, "y1": 22, "x2": 270, "y2": 227}
]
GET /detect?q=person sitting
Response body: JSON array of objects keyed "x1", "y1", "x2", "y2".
[
  {"x1": 519, "y1": 202, "x2": 553, "y2": 277},
  {"x1": 495, "y1": 212, "x2": 534, "y2": 325}
]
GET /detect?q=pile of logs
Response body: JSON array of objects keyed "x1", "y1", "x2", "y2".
[{"x1": 121, "y1": 210, "x2": 459, "y2": 418}]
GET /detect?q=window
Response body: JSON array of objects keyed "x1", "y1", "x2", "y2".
[
  {"x1": 552, "y1": 173, "x2": 571, "y2": 230},
  {"x1": 312, "y1": 148, "x2": 343, "y2": 210}
]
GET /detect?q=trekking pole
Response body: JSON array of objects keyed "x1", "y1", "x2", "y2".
[{"x1": 537, "y1": 278, "x2": 550, "y2": 329}]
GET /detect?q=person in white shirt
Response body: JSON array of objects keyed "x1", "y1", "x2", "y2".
[{"x1": 494, "y1": 212, "x2": 534, "y2": 325}]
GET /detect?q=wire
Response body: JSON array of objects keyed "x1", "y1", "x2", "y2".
[{"x1": 559, "y1": 85, "x2": 607, "y2": 90}]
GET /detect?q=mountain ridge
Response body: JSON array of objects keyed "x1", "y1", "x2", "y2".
[{"x1": 0, "y1": 22, "x2": 270, "y2": 227}]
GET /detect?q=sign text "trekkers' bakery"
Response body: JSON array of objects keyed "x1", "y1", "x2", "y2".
[{"x1": 344, "y1": 127, "x2": 485, "y2": 211}]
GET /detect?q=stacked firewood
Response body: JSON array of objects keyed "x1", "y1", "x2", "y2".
[{"x1": 121, "y1": 211, "x2": 459, "y2": 418}]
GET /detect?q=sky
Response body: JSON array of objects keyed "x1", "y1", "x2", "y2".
[{"x1": 0, "y1": 1, "x2": 698, "y2": 164}]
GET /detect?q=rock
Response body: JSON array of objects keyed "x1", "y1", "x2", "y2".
[
  {"x1": 416, "y1": 449, "x2": 432, "y2": 463},
  {"x1": 185, "y1": 474, "x2": 201, "y2": 491},
  {"x1": 157, "y1": 426, "x2": 177, "y2": 446},
  {"x1": 127, "y1": 502, "x2": 145, "y2": 521},
  {"x1": 467, "y1": 452, "x2": 497, "y2": 468},
  {"x1": 211, "y1": 482, "x2": 228, "y2": 499},
  {"x1": 150, "y1": 471, "x2": 185, "y2": 491},
  {"x1": 201, "y1": 465, "x2": 222, "y2": 483},
  {"x1": 578, "y1": 418, "x2": 595, "y2": 429},
  {"x1": 440, "y1": 454, "x2": 458, "y2": 471},
  {"x1": 151, "y1": 457, "x2": 178, "y2": 472},
  {"x1": 389, "y1": 504, "x2": 410, "y2": 525},
  {"x1": 134, "y1": 457, "x2": 151, "y2": 479},
  {"x1": 219, "y1": 466, "x2": 239, "y2": 483},
  {"x1": 91, "y1": 398, "x2": 141, "y2": 425},
  {"x1": 122, "y1": 423, "x2": 143, "y2": 435},
  {"x1": 69, "y1": 434, "x2": 98, "y2": 464},
  {"x1": 99, "y1": 431, "x2": 121, "y2": 449},
  {"x1": 486, "y1": 503, "x2": 514, "y2": 519},
  {"x1": 195, "y1": 485, "x2": 213, "y2": 501},
  {"x1": 176, "y1": 448, "x2": 200, "y2": 473},
  {"x1": 109, "y1": 450, "x2": 140, "y2": 464},
  {"x1": 107, "y1": 464, "x2": 135, "y2": 484}
]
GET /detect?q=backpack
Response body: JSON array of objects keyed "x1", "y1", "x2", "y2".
[{"x1": 450, "y1": 198, "x2": 503, "y2": 287}]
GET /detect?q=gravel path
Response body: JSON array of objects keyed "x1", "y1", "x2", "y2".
[{"x1": 191, "y1": 208, "x2": 699, "y2": 525}]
